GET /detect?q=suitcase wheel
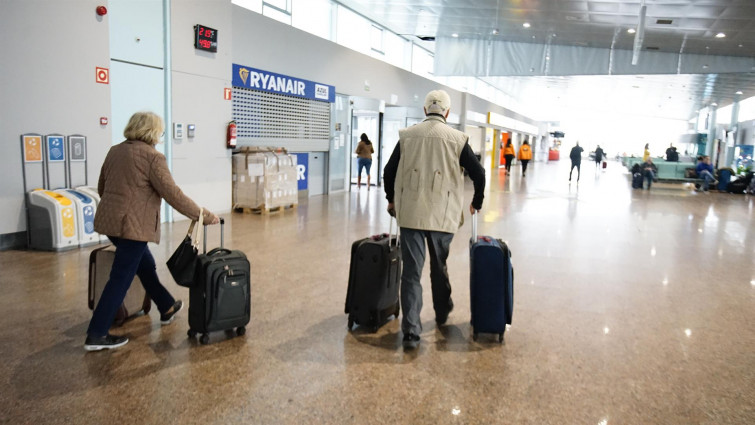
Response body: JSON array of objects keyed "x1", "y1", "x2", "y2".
[
  {"x1": 371, "y1": 325, "x2": 379, "y2": 333},
  {"x1": 187, "y1": 329, "x2": 197, "y2": 338},
  {"x1": 347, "y1": 318, "x2": 354, "y2": 331},
  {"x1": 394, "y1": 304, "x2": 400, "y2": 318},
  {"x1": 200, "y1": 334, "x2": 210, "y2": 345},
  {"x1": 236, "y1": 326, "x2": 246, "y2": 336},
  {"x1": 498, "y1": 333, "x2": 504, "y2": 343}
]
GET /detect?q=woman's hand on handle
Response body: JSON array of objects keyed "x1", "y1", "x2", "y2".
[
  {"x1": 208, "y1": 213, "x2": 220, "y2": 225},
  {"x1": 469, "y1": 204, "x2": 479, "y2": 215}
]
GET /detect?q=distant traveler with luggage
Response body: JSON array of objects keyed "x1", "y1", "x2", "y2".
[
  {"x1": 695, "y1": 155, "x2": 718, "y2": 191},
  {"x1": 518, "y1": 140, "x2": 532, "y2": 177},
  {"x1": 85, "y1": 111, "x2": 219, "y2": 351},
  {"x1": 383, "y1": 89, "x2": 486, "y2": 350},
  {"x1": 355, "y1": 133, "x2": 374, "y2": 188},
  {"x1": 594, "y1": 145, "x2": 605, "y2": 169},
  {"x1": 503, "y1": 140, "x2": 516, "y2": 175},
  {"x1": 569, "y1": 142, "x2": 583, "y2": 182}
]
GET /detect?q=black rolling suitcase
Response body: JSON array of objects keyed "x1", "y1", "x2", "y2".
[
  {"x1": 469, "y1": 214, "x2": 514, "y2": 343},
  {"x1": 188, "y1": 218, "x2": 250, "y2": 344},
  {"x1": 345, "y1": 218, "x2": 401, "y2": 332},
  {"x1": 632, "y1": 172, "x2": 643, "y2": 189}
]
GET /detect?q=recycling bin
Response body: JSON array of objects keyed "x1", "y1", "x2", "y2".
[
  {"x1": 55, "y1": 189, "x2": 99, "y2": 246},
  {"x1": 75, "y1": 186, "x2": 108, "y2": 243},
  {"x1": 27, "y1": 190, "x2": 78, "y2": 251}
]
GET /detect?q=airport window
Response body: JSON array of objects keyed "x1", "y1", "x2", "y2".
[
  {"x1": 370, "y1": 25, "x2": 384, "y2": 54},
  {"x1": 263, "y1": 0, "x2": 289, "y2": 11},
  {"x1": 232, "y1": 0, "x2": 262, "y2": 13},
  {"x1": 383, "y1": 30, "x2": 411, "y2": 70},
  {"x1": 292, "y1": 0, "x2": 332, "y2": 41},
  {"x1": 411, "y1": 44, "x2": 434, "y2": 78},
  {"x1": 736, "y1": 96, "x2": 755, "y2": 122},
  {"x1": 263, "y1": 0, "x2": 292, "y2": 25},
  {"x1": 336, "y1": 5, "x2": 371, "y2": 55}
]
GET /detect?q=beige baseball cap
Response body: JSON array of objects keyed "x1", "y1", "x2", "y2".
[{"x1": 424, "y1": 90, "x2": 451, "y2": 114}]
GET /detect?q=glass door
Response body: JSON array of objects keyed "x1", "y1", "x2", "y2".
[
  {"x1": 351, "y1": 112, "x2": 379, "y2": 187},
  {"x1": 328, "y1": 94, "x2": 350, "y2": 193}
]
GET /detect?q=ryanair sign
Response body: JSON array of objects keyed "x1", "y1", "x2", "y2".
[{"x1": 232, "y1": 64, "x2": 335, "y2": 103}]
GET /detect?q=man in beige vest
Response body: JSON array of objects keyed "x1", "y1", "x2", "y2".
[{"x1": 383, "y1": 90, "x2": 486, "y2": 350}]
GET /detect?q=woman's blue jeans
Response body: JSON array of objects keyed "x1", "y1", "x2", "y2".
[
  {"x1": 357, "y1": 158, "x2": 372, "y2": 176},
  {"x1": 87, "y1": 237, "x2": 175, "y2": 337}
]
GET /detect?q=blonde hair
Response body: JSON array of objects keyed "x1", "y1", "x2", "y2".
[{"x1": 123, "y1": 111, "x2": 164, "y2": 145}]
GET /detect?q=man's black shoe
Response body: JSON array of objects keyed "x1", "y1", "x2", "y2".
[
  {"x1": 160, "y1": 300, "x2": 183, "y2": 325},
  {"x1": 435, "y1": 300, "x2": 455, "y2": 326},
  {"x1": 402, "y1": 333, "x2": 420, "y2": 350},
  {"x1": 84, "y1": 334, "x2": 129, "y2": 351}
]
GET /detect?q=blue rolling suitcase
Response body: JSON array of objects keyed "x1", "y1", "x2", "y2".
[{"x1": 469, "y1": 214, "x2": 514, "y2": 343}]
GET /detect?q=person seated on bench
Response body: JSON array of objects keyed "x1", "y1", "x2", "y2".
[
  {"x1": 641, "y1": 158, "x2": 658, "y2": 190},
  {"x1": 695, "y1": 156, "x2": 718, "y2": 191},
  {"x1": 665, "y1": 144, "x2": 679, "y2": 162}
]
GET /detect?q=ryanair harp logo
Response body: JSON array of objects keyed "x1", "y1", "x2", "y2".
[{"x1": 238, "y1": 67, "x2": 250, "y2": 85}]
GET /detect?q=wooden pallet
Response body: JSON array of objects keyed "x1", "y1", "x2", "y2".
[{"x1": 234, "y1": 204, "x2": 297, "y2": 215}]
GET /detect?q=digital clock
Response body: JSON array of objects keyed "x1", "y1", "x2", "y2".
[{"x1": 194, "y1": 24, "x2": 218, "y2": 53}]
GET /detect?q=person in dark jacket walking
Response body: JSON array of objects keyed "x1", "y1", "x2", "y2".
[
  {"x1": 594, "y1": 145, "x2": 605, "y2": 169},
  {"x1": 569, "y1": 142, "x2": 584, "y2": 182}
]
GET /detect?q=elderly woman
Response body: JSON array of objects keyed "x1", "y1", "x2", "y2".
[{"x1": 85, "y1": 111, "x2": 219, "y2": 351}]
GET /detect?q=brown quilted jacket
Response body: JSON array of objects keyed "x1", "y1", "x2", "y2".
[{"x1": 94, "y1": 139, "x2": 214, "y2": 243}]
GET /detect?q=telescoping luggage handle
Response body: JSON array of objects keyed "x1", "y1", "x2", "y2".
[
  {"x1": 388, "y1": 215, "x2": 399, "y2": 249},
  {"x1": 373, "y1": 216, "x2": 399, "y2": 250},
  {"x1": 203, "y1": 217, "x2": 227, "y2": 254},
  {"x1": 471, "y1": 212, "x2": 492, "y2": 243}
]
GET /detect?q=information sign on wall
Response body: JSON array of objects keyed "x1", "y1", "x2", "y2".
[{"x1": 232, "y1": 64, "x2": 335, "y2": 103}]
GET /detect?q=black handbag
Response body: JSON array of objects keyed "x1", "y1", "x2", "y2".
[{"x1": 166, "y1": 209, "x2": 203, "y2": 287}]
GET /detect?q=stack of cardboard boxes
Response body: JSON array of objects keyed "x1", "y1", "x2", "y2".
[{"x1": 232, "y1": 148, "x2": 298, "y2": 211}]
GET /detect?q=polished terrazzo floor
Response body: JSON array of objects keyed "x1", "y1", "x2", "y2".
[{"x1": 1, "y1": 159, "x2": 754, "y2": 424}]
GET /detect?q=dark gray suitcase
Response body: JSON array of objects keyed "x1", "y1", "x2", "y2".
[
  {"x1": 469, "y1": 214, "x2": 513, "y2": 343},
  {"x1": 345, "y1": 218, "x2": 401, "y2": 332},
  {"x1": 187, "y1": 218, "x2": 250, "y2": 344}
]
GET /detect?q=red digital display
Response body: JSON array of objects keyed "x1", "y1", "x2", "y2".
[{"x1": 194, "y1": 24, "x2": 218, "y2": 53}]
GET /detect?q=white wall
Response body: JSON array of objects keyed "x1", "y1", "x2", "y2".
[
  {"x1": 0, "y1": 0, "x2": 111, "y2": 238},
  {"x1": 170, "y1": 0, "x2": 234, "y2": 220}
]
